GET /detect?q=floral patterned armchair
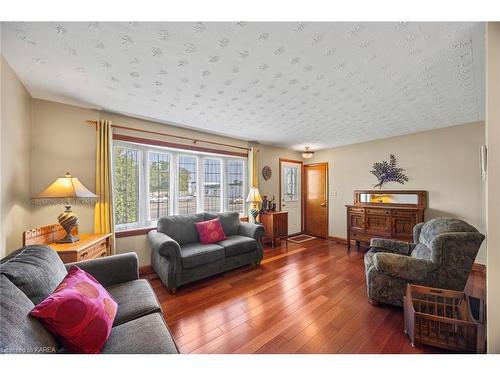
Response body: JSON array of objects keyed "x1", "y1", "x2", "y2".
[{"x1": 364, "y1": 217, "x2": 485, "y2": 306}]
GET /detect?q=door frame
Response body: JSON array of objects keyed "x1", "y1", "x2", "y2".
[
  {"x1": 278, "y1": 158, "x2": 304, "y2": 234},
  {"x1": 304, "y1": 162, "x2": 329, "y2": 239}
]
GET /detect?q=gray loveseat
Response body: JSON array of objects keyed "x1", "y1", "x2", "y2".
[
  {"x1": 148, "y1": 212, "x2": 264, "y2": 292},
  {"x1": 364, "y1": 217, "x2": 485, "y2": 307},
  {"x1": 0, "y1": 245, "x2": 178, "y2": 354}
]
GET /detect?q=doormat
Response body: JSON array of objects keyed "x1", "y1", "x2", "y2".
[{"x1": 288, "y1": 234, "x2": 316, "y2": 243}]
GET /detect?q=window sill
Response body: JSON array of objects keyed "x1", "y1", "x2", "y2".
[{"x1": 115, "y1": 227, "x2": 156, "y2": 238}]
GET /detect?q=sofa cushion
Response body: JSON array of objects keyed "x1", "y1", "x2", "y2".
[
  {"x1": 206, "y1": 212, "x2": 240, "y2": 236},
  {"x1": 157, "y1": 213, "x2": 206, "y2": 245},
  {"x1": 30, "y1": 266, "x2": 118, "y2": 354},
  {"x1": 180, "y1": 242, "x2": 225, "y2": 269},
  {"x1": 0, "y1": 245, "x2": 67, "y2": 304},
  {"x1": 0, "y1": 275, "x2": 58, "y2": 354},
  {"x1": 218, "y1": 235, "x2": 257, "y2": 257},
  {"x1": 195, "y1": 218, "x2": 227, "y2": 244},
  {"x1": 102, "y1": 313, "x2": 178, "y2": 354},
  {"x1": 106, "y1": 279, "x2": 161, "y2": 327},
  {"x1": 418, "y1": 217, "x2": 479, "y2": 249}
]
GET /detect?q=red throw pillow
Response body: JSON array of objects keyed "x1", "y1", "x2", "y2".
[
  {"x1": 30, "y1": 266, "x2": 118, "y2": 354},
  {"x1": 194, "y1": 218, "x2": 227, "y2": 244}
]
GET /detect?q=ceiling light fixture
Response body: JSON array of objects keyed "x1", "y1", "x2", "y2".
[{"x1": 302, "y1": 146, "x2": 314, "y2": 159}]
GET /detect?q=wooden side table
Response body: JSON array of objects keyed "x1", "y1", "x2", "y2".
[
  {"x1": 49, "y1": 233, "x2": 111, "y2": 263},
  {"x1": 259, "y1": 211, "x2": 288, "y2": 247},
  {"x1": 23, "y1": 224, "x2": 112, "y2": 264}
]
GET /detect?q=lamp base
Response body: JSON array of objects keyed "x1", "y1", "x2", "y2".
[
  {"x1": 56, "y1": 233, "x2": 80, "y2": 243},
  {"x1": 57, "y1": 205, "x2": 80, "y2": 243}
]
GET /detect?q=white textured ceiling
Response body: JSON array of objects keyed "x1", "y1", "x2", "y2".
[{"x1": 1, "y1": 22, "x2": 485, "y2": 150}]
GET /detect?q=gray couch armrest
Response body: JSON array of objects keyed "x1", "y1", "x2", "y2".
[
  {"x1": 238, "y1": 222, "x2": 264, "y2": 241},
  {"x1": 370, "y1": 238, "x2": 414, "y2": 255},
  {"x1": 148, "y1": 231, "x2": 182, "y2": 261},
  {"x1": 65, "y1": 252, "x2": 139, "y2": 287},
  {"x1": 373, "y1": 252, "x2": 434, "y2": 281}
]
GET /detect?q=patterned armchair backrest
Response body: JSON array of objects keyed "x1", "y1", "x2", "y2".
[{"x1": 414, "y1": 217, "x2": 485, "y2": 290}]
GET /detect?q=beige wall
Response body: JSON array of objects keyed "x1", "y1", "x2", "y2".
[
  {"x1": 486, "y1": 22, "x2": 500, "y2": 354},
  {"x1": 0, "y1": 57, "x2": 33, "y2": 257},
  {"x1": 309, "y1": 121, "x2": 487, "y2": 264},
  {"x1": 30, "y1": 100, "x2": 98, "y2": 234},
  {"x1": 257, "y1": 144, "x2": 302, "y2": 203}
]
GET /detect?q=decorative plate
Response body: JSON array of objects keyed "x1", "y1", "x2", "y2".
[{"x1": 262, "y1": 166, "x2": 272, "y2": 180}]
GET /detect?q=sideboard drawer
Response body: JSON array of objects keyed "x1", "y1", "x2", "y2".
[
  {"x1": 349, "y1": 208, "x2": 365, "y2": 214},
  {"x1": 366, "y1": 208, "x2": 391, "y2": 215}
]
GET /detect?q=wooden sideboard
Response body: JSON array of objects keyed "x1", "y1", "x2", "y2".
[
  {"x1": 23, "y1": 224, "x2": 112, "y2": 263},
  {"x1": 346, "y1": 190, "x2": 426, "y2": 249},
  {"x1": 259, "y1": 211, "x2": 288, "y2": 248}
]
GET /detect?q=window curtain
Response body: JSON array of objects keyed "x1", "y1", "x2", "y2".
[
  {"x1": 248, "y1": 146, "x2": 259, "y2": 188},
  {"x1": 94, "y1": 119, "x2": 116, "y2": 254}
]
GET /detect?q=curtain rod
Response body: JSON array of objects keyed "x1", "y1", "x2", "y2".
[{"x1": 86, "y1": 120, "x2": 251, "y2": 152}]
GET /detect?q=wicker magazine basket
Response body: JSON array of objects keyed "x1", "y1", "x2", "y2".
[{"x1": 404, "y1": 284, "x2": 478, "y2": 353}]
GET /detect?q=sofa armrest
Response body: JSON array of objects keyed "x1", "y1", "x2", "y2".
[
  {"x1": 373, "y1": 252, "x2": 434, "y2": 281},
  {"x1": 65, "y1": 252, "x2": 139, "y2": 287},
  {"x1": 148, "y1": 230, "x2": 182, "y2": 262},
  {"x1": 238, "y1": 222, "x2": 264, "y2": 241},
  {"x1": 370, "y1": 238, "x2": 414, "y2": 255}
]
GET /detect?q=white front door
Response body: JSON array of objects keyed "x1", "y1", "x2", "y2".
[{"x1": 280, "y1": 161, "x2": 302, "y2": 235}]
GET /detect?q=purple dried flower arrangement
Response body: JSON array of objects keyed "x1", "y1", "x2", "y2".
[{"x1": 370, "y1": 154, "x2": 409, "y2": 189}]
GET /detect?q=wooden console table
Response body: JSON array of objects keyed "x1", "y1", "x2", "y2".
[
  {"x1": 259, "y1": 211, "x2": 288, "y2": 248},
  {"x1": 23, "y1": 224, "x2": 111, "y2": 263}
]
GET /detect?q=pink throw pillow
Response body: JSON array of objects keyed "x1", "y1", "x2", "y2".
[
  {"x1": 30, "y1": 266, "x2": 117, "y2": 354},
  {"x1": 194, "y1": 218, "x2": 227, "y2": 244}
]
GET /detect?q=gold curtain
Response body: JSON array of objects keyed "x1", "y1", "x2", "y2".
[
  {"x1": 94, "y1": 119, "x2": 115, "y2": 254},
  {"x1": 249, "y1": 146, "x2": 259, "y2": 188}
]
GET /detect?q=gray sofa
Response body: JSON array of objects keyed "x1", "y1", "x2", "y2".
[
  {"x1": 148, "y1": 212, "x2": 264, "y2": 292},
  {"x1": 0, "y1": 245, "x2": 178, "y2": 354},
  {"x1": 364, "y1": 217, "x2": 485, "y2": 307}
]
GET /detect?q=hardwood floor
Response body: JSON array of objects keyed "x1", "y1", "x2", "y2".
[{"x1": 142, "y1": 238, "x2": 485, "y2": 354}]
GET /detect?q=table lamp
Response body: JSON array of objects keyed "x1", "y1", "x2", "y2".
[
  {"x1": 31, "y1": 172, "x2": 98, "y2": 243},
  {"x1": 246, "y1": 186, "x2": 263, "y2": 224}
]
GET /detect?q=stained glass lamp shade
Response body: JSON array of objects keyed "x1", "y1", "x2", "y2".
[{"x1": 32, "y1": 173, "x2": 98, "y2": 243}]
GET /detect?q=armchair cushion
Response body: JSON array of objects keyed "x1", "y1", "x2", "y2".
[
  {"x1": 372, "y1": 252, "x2": 434, "y2": 281},
  {"x1": 218, "y1": 235, "x2": 257, "y2": 257},
  {"x1": 180, "y1": 243, "x2": 225, "y2": 269},
  {"x1": 418, "y1": 217, "x2": 478, "y2": 249},
  {"x1": 369, "y1": 238, "x2": 413, "y2": 255},
  {"x1": 65, "y1": 252, "x2": 139, "y2": 288},
  {"x1": 106, "y1": 279, "x2": 161, "y2": 327}
]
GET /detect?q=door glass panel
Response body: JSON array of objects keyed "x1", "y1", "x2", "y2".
[
  {"x1": 178, "y1": 156, "x2": 197, "y2": 215},
  {"x1": 284, "y1": 166, "x2": 299, "y2": 201}
]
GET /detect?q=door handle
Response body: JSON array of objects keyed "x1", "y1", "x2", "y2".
[{"x1": 320, "y1": 202, "x2": 327, "y2": 207}]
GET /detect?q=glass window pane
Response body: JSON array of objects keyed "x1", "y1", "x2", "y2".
[
  {"x1": 227, "y1": 160, "x2": 244, "y2": 213},
  {"x1": 203, "y1": 159, "x2": 221, "y2": 214},
  {"x1": 284, "y1": 166, "x2": 298, "y2": 201},
  {"x1": 178, "y1": 156, "x2": 197, "y2": 215},
  {"x1": 113, "y1": 146, "x2": 139, "y2": 225},
  {"x1": 149, "y1": 152, "x2": 170, "y2": 221}
]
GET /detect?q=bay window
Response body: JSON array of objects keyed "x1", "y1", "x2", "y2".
[{"x1": 112, "y1": 140, "x2": 247, "y2": 230}]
